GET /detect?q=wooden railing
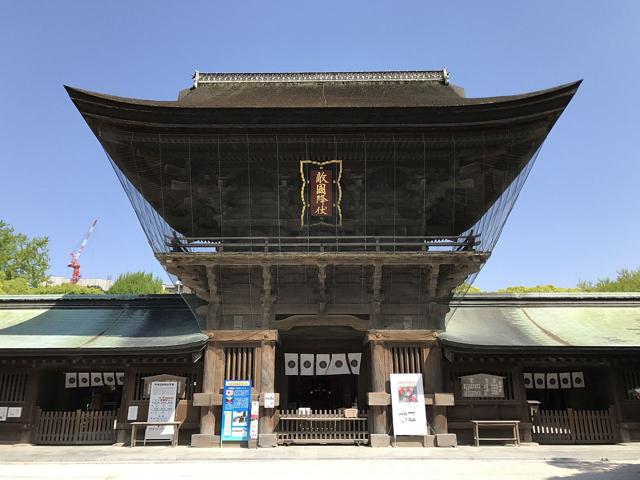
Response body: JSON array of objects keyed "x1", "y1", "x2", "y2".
[
  {"x1": 532, "y1": 406, "x2": 616, "y2": 444},
  {"x1": 33, "y1": 409, "x2": 117, "y2": 445},
  {"x1": 166, "y1": 235, "x2": 480, "y2": 254},
  {"x1": 277, "y1": 409, "x2": 369, "y2": 445}
]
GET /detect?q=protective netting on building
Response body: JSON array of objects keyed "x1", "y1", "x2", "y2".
[{"x1": 103, "y1": 128, "x2": 546, "y2": 328}]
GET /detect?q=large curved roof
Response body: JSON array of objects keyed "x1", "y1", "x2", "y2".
[{"x1": 65, "y1": 72, "x2": 580, "y2": 241}]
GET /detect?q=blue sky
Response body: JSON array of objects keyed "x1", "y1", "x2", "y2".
[{"x1": 1, "y1": 1, "x2": 639, "y2": 290}]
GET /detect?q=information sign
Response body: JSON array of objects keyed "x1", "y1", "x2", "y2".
[
  {"x1": 390, "y1": 373, "x2": 427, "y2": 436},
  {"x1": 221, "y1": 380, "x2": 252, "y2": 442},
  {"x1": 145, "y1": 381, "x2": 178, "y2": 442},
  {"x1": 459, "y1": 373, "x2": 505, "y2": 398}
]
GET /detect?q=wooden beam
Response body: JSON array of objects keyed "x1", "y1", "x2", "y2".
[
  {"x1": 205, "y1": 330, "x2": 278, "y2": 343},
  {"x1": 366, "y1": 330, "x2": 437, "y2": 343}
]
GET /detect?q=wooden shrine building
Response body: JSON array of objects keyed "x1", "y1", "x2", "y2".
[{"x1": 7, "y1": 70, "x2": 637, "y2": 448}]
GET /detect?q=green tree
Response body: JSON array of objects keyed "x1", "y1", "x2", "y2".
[
  {"x1": 578, "y1": 268, "x2": 640, "y2": 292},
  {"x1": 31, "y1": 283, "x2": 105, "y2": 295},
  {"x1": 0, "y1": 220, "x2": 50, "y2": 287},
  {"x1": 453, "y1": 282, "x2": 483, "y2": 294},
  {"x1": 496, "y1": 285, "x2": 583, "y2": 293},
  {"x1": 0, "y1": 273, "x2": 31, "y2": 294},
  {"x1": 108, "y1": 271, "x2": 164, "y2": 294}
]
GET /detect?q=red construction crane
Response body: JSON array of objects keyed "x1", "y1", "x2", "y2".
[{"x1": 67, "y1": 219, "x2": 98, "y2": 284}]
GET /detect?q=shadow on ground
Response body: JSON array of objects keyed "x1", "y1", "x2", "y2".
[{"x1": 546, "y1": 460, "x2": 640, "y2": 479}]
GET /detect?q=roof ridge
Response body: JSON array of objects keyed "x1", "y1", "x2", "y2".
[{"x1": 192, "y1": 69, "x2": 450, "y2": 87}]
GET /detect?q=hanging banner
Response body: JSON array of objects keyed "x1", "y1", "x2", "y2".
[
  {"x1": 300, "y1": 354, "x2": 315, "y2": 376},
  {"x1": 90, "y1": 373, "x2": 104, "y2": 387},
  {"x1": 285, "y1": 353, "x2": 299, "y2": 376},
  {"x1": 78, "y1": 372, "x2": 90, "y2": 387},
  {"x1": 327, "y1": 353, "x2": 351, "y2": 375},
  {"x1": 559, "y1": 372, "x2": 572, "y2": 389},
  {"x1": 348, "y1": 353, "x2": 362, "y2": 375},
  {"x1": 572, "y1": 371, "x2": 585, "y2": 388},
  {"x1": 390, "y1": 373, "x2": 427, "y2": 436},
  {"x1": 116, "y1": 372, "x2": 125, "y2": 386},
  {"x1": 65, "y1": 372, "x2": 78, "y2": 388},
  {"x1": 103, "y1": 373, "x2": 116, "y2": 386},
  {"x1": 145, "y1": 381, "x2": 178, "y2": 442},
  {"x1": 315, "y1": 354, "x2": 330, "y2": 375},
  {"x1": 534, "y1": 373, "x2": 546, "y2": 389},
  {"x1": 221, "y1": 380, "x2": 252, "y2": 442},
  {"x1": 546, "y1": 373, "x2": 559, "y2": 389},
  {"x1": 523, "y1": 373, "x2": 533, "y2": 389}
]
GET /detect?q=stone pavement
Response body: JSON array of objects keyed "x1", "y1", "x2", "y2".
[{"x1": 1, "y1": 444, "x2": 639, "y2": 480}]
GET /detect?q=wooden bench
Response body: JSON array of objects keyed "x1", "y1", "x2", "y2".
[
  {"x1": 471, "y1": 420, "x2": 520, "y2": 447},
  {"x1": 130, "y1": 421, "x2": 182, "y2": 447}
]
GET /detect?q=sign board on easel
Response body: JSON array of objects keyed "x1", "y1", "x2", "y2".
[
  {"x1": 145, "y1": 381, "x2": 178, "y2": 442},
  {"x1": 390, "y1": 373, "x2": 428, "y2": 436},
  {"x1": 221, "y1": 380, "x2": 252, "y2": 443}
]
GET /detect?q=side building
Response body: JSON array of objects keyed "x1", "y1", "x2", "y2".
[{"x1": 1, "y1": 293, "x2": 639, "y2": 445}]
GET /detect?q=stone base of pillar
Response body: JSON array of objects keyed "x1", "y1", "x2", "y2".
[
  {"x1": 435, "y1": 433, "x2": 457, "y2": 447},
  {"x1": 258, "y1": 433, "x2": 278, "y2": 447},
  {"x1": 392, "y1": 435, "x2": 435, "y2": 447},
  {"x1": 369, "y1": 433, "x2": 390, "y2": 447},
  {"x1": 191, "y1": 434, "x2": 221, "y2": 447}
]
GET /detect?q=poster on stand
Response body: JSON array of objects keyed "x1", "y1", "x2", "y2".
[
  {"x1": 221, "y1": 380, "x2": 252, "y2": 442},
  {"x1": 145, "y1": 381, "x2": 178, "y2": 442},
  {"x1": 390, "y1": 373, "x2": 427, "y2": 436}
]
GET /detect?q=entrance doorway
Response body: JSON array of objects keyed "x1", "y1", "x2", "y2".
[
  {"x1": 277, "y1": 326, "x2": 368, "y2": 411},
  {"x1": 526, "y1": 366, "x2": 617, "y2": 444},
  {"x1": 275, "y1": 326, "x2": 370, "y2": 445},
  {"x1": 33, "y1": 370, "x2": 122, "y2": 445}
]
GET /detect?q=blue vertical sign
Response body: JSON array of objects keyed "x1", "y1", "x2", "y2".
[{"x1": 221, "y1": 380, "x2": 252, "y2": 442}]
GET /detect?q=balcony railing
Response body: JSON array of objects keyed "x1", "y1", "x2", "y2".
[{"x1": 165, "y1": 235, "x2": 479, "y2": 254}]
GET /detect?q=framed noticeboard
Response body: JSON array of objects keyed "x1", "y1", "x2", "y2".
[{"x1": 459, "y1": 373, "x2": 505, "y2": 398}]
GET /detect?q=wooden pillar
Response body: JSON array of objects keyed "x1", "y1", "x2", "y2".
[
  {"x1": 369, "y1": 340, "x2": 390, "y2": 447},
  {"x1": 21, "y1": 370, "x2": 40, "y2": 444},
  {"x1": 258, "y1": 339, "x2": 278, "y2": 447},
  {"x1": 116, "y1": 366, "x2": 135, "y2": 444},
  {"x1": 205, "y1": 266, "x2": 221, "y2": 330},
  {"x1": 371, "y1": 264, "x2": 383, "y2": 328},
  {"x1": 423, "y1": 343, "x2": 448, "y2": 435},
  {"x1": 191, "y1": 341, "x2": 224, "y2": 447}
]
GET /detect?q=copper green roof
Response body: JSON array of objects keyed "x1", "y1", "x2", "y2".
[
  {"x1": 0, "y1": 295, "x2": 207, "y2": 354},
  {"x1": 442, "y1": 293, "x2": 640, "y2": 351}
]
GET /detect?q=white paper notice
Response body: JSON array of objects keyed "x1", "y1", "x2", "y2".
[
  {"x1": 145, "y1": 381, "x2": 177, "y2": 442},
  {"x1": 7, "y1": 407, "x2": 21, "y2": 418},
  {"x1": 0, "y1": 407, "x2": 7, "y2": 422},
  {"x1": 390, "y1": 373, "x2": 428, "y2": 436},
  {"x1": 249, "y1": 401, "x2": 259, "y2": 440},
  {"x1": 127, "y1": 405, "x2": 139, "y2": 421},
  {"x1": 264, "y1": 393, "x2": 275, "y2": 409}
]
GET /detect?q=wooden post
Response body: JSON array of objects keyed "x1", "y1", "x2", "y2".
[
  {"x1": 258, "y1": 339, "x2": 278, "y2": 447},
  {"x1": 116, "y1": 366, "x2": 135, "y2": 444},
  {"x1": 191, "y1": 341, "x2": 224, "y2": 447},
  {"x1": 206, "y1": 266, "x2": 221, "y2": 330},
  {"x1": 371, "y1": 264, "x2": 383, "y2": 328},
  {"x1": 423, "y1": 343, "x2": 448, "y2": 435},
  {"x1": 369, "y1": 339, "x2": 390, "y2": 447}
]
